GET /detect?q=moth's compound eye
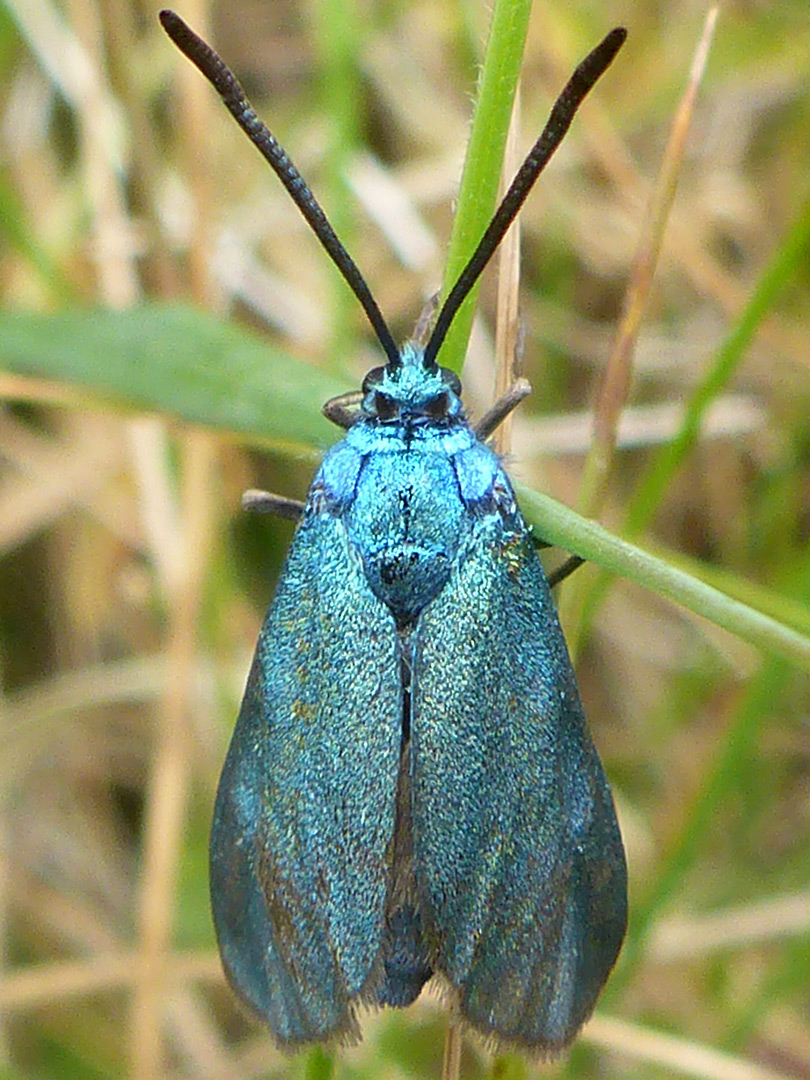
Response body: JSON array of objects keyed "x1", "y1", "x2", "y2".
[
  {"x1": 422, "y1": 392, "x2": 449, "y2": 420},
  {"x1": 362, "y1": 367, "x2": 386, "y2": 394},
  {"x1": 374, "y1": 392, "x2": 399, "y2": 421},
  {"x1": 440, "y1": 369, "x2": 462, "y2": 396}
]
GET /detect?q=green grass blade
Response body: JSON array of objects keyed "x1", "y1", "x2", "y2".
[
  {"x1": 0, "y1": 305, "x2": 347, "y2": 452},
  {"x1": 517, "y1": 483, "x2": 810, "y2": 674},
  {"x1": 571, "y1": 186, "x2": 810, "y2": 652},
  {"x1": 435, "y1": 0, "x2": 532, "y2": 373},
  {"x1": 625, "y1": 187, "x2": 810, "y2": 539}
]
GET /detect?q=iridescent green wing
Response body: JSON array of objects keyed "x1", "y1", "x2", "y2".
[
  {"x1": 412, "y1": 519, "x2": 626, "y2": 1053},
  {"x1": 210, "y1": 510, "x2": 402, "y2": 1047}
]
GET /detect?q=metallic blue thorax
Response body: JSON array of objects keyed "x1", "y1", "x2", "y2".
[{"x1": 316, "y1": 344, "x2": 516, "y2": 623}]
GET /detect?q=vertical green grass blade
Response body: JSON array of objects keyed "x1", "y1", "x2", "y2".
[{"x1": 436, "y1": 0, "x2": 532, "y2": 373}]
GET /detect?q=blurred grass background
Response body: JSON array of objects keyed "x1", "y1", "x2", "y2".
[{"x1": 1, "y1": 1, "x2": 810, "y2": 1079}]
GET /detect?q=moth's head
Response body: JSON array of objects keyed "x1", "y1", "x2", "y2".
[{"x1": 360, "y1": 343, "x2": 463, "y2": 423}]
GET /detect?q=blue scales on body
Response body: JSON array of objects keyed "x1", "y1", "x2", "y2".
[
  {"x1": 161, "y1": 9, "x2": 629, "y2": 1057},
  {"x1": 322, "y1": 346, "x2": 498, "y2": 620},
  {"x1": 212, "y1": 344, "x2": 625, "y2": 1051}
]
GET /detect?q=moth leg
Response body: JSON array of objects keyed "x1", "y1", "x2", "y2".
[
  {"x1": 241, "y1": 489, "x2": 304, "y2": 520},
  {"x1": 546, "y1": 554, "x2": 585, "y2": 588},
  {"x1": 322, "y1": 390, "x2": 363, "y2": 429},
  {"x1": 529, "y1": 533, "x2": 585, "y2": 587},
  {"x1": 475, "y1": 378, "x2": 532, "y2": 440}
]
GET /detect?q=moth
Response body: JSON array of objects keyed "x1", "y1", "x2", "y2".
[{"x1": 161, "y1": 10, "x2": 627, "y2": 1055}]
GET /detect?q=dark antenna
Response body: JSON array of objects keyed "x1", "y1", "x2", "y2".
[
  {"x1": 159, "y1": 9, "x2": 401, "y2": 369},
  {"x1": 423, "y1": 27, "x2": 627, "y2": 370}
]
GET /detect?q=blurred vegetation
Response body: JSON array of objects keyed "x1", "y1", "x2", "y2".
[{"x1": 0, "y1": 1, "x2": 809, "y2": 1079}]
